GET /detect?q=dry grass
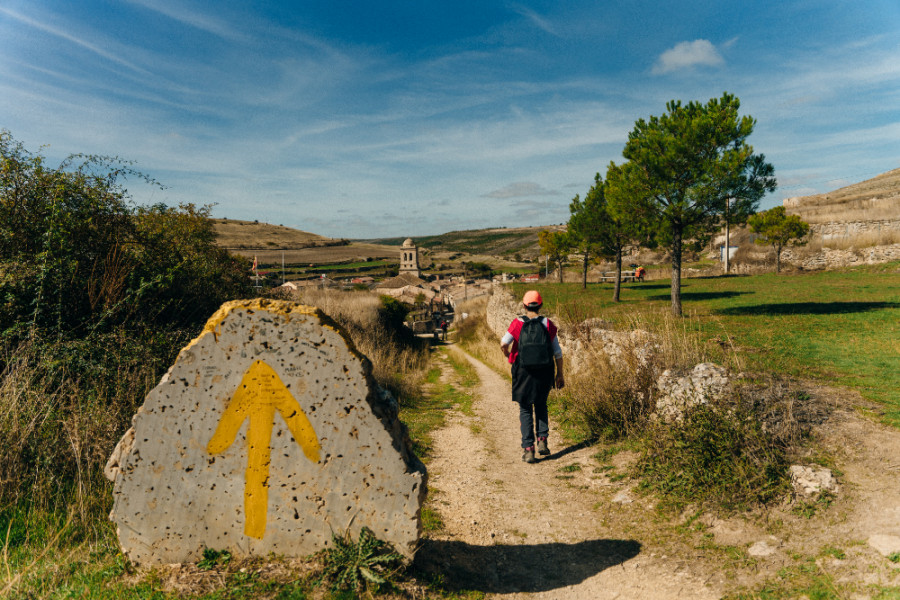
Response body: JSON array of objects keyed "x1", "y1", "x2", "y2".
[
  {"x1": 558, "y1": 310, "x2": 735, "y2": 440},
  {"x1": 455, "y1": 297, "x2": 511, "y2": 377},
  {"x1": 274, "y1": 288, "x2": 430, "y2": 401},
  {"x1": 0, "y1": 343, "x2": 157, "y2": 520},
  {"x1": 813, "y1": 229, "x2": 900, "y2": 250}
]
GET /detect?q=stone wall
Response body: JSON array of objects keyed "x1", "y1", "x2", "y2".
[
  {"x1": 810, "y1": 220, "x2": 900, "y2": 240},
  {"x1": 486, "y1": 287, "x2": 520, "y2": 338}
]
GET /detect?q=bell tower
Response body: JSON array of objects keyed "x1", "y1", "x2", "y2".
[{"x1": 399, "y1": 238, "x2": 420, "y2": 277}]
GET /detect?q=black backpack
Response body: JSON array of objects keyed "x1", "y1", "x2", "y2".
[{"x1": 517, "y1": 316, "x2": 553, "y2": 367}]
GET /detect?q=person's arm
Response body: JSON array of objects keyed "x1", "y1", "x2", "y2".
[
  {"x1": 549, "y1": 321, "x2": 564, "y2": 388},
  {"x1": 500, "y1": 330, "x2": 514, "y2": 358},
  {"x1": 554, "y1": 356, "x2": 564, "y2": 389}
]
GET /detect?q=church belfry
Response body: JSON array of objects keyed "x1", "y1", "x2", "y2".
[{"x1": 399, "y1": 238, "x2": 420, "y2": 277}]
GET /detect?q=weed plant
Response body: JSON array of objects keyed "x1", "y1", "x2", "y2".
[{"x1": 319, "y1": 527, "x2": 403, "y2": 593}]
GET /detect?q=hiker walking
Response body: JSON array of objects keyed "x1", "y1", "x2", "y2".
[{"x1": 500, "y1": 290, "x2": 564, "y2": 463}]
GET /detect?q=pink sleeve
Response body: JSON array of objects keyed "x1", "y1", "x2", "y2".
[{"x1": 507, "y1": 318, "x2": 522, "y2": 339}]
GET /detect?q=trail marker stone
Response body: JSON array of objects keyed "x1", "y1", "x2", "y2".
[{"x1": 106, "y1": 299, "x2": 427, "y2": 565}]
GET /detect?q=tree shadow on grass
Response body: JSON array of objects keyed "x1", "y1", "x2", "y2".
[
  {"x1": 632, "y1": 283, "x2": 672, "y2": 290},
  {"x1": 414, "y1": 537, "x2": 641, "y2": 593},
  {"x1": 593, "y1": 282, "x2": 671, "y2": 290},
  {"x1": 648, "y1": 291, "x2": 752, "y2": 302},
  {"x1": 688, "y1": 273, "x2": 752, "y2": 280},
  {"x1": 716, "y1": 301, "x2": 900, "y2": 316}
]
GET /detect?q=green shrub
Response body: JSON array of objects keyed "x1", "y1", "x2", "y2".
[
  {"x1": 638, "y1": 394, "x2": 793, "y2": 511},
  {"x1": 0, "y1": 132, "x2": 252, "y2": 523},
  {"x1": 0, "y1": 131, "x2": 252, "y2": 345}
]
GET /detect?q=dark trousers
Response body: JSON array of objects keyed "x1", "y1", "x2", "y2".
[
  {"x1": 518, "y1": 397, "x2": 549, "y2": 449},
  {"x1": 511, "y1": 360, "x2": 553, "y2": 448}
]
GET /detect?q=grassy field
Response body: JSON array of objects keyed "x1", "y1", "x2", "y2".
[{"x1": 511, "y1": 261, "x2": 900, "y2": 423}]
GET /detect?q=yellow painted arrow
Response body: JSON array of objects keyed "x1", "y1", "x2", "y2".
[{"x1": 207, "y1": 360, "x2": 321, "y2": 539}]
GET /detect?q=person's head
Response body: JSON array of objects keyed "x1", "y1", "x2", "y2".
[{"x1": 522, "y1": 290, "x2": 542, "y2": 312}]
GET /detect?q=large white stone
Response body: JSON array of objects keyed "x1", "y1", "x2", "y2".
[
  {"x1": 106, "y1": 299, "x2": 427, "y2": 565},
  {"x1": 868, "y1": 534, "x2": 900, "y2": 557},
  {"x1": 789, "y1": 465, "x2": 839, "y2": 498}
]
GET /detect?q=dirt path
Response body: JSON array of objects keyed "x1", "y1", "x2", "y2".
[
  {"x1": 413, "y1": 345, "x2": 900, "y2": 598},
  {"x1": 414, "y1": 345, "x2": 722, "y2": 599}
]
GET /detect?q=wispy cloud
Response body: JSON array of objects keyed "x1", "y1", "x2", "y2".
[
  {"x1": 122, "y1": 0, "x2": 248, "y2": 42},
  {"x1": 0, "y1": 6, "x2": 150, "y2": 76},
  {"x1": 511, "y1": 5, "x2": 561, "y2": 37},
  {"x1": 652, "y1": 39, "x2": 724, "y2": 74},
  {"x1": 482, "y1": 182, "x2": 559, "y2": 198}
]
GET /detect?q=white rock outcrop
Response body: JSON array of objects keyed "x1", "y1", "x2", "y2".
[
  {"x1": 789, "y1": 465, "x2": 839, "y2": 498},
  {"x1": 106, "y1": 299, "x2": 427, "y2": 565},
  {"x1": 654, "y1": 363, "x2": 732, "y2": 422}
]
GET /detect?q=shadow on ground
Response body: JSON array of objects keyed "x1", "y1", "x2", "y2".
[
  {"x1": 716, "y1": 301, "x2": 900, "y2": 316},
  {"x1": 540, "y1": 439, "x2": 596, "y2": 462},
  {"x1": 592, "y1": 282, "x2": 670, "y2": 290},
  {"x1": 648, "y1": 290, "x2": 752, "y2": 301},
  {"x1": 414, "y1": 538, "x2": 641, "y2": 593}
]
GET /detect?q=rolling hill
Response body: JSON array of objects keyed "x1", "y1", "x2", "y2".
[
  {"x1": 212, "y1": 219, "x2": 339, "y2": 249},
  {"x1": 366, "y1": 225, "x2": 565, "y2": 261}
]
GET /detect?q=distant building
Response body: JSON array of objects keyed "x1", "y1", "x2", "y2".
[
  {"x1": 399, "y1": 238, "x2": 421, "y2": 278},
  {"x1": 521, "y1": 274, "x2": 540, "y2": 283},
  {"x1": 376, "y1": 272, "x2": 427, "y2": 291}
]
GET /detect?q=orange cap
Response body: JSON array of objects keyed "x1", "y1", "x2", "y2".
[{"x1": 523, "y1": 290, "x2": 542, "y2": 307}]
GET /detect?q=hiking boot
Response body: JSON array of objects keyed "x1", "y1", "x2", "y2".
[
  {"x1": 522, "y1": 447, "x2": 536, "y2": 464},
  {"x1": 537, "y1": 437, "x2": 550, "y2": 456}
]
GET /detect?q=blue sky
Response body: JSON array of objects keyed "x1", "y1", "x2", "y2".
[{"x1": 2, "y1": 1, "x2": 899, "y2": 238}]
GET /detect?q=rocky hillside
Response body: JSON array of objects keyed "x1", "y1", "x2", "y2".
[{"x1": 784, "y1": 168, "x2": 900, "y2": 225}]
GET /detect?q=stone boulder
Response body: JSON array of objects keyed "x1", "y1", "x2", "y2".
[
  {"x1": 106, "y1": 299, "x2": 427, "y2": 565},
  {"x1": 654, "y1": 363, "x2": 732, "y2": 422}
]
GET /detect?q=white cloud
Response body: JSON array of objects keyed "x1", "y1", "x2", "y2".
[
  {"x1": 652, "y1": 39, "x2": 724, "y2": 75},
  {"x1": 481, "y1": 182, "x2": 558, "y2": 198}
]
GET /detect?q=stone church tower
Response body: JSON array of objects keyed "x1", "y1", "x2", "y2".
[{"x1": 399, "y1": 238, "x2": 420, "y2": 277}]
